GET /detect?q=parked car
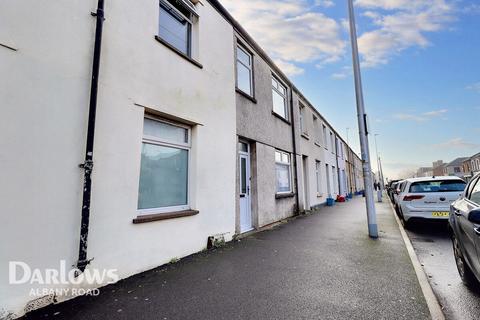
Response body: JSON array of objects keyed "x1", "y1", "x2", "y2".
[
  {"x1": 392, "y1": 180, "x2": 407, "y2": 209},
  {"x1": 387, "y1": 180, "x2": 400, "y2": 200},
  {"x1": 396, "y1": 176, "x2": 466, "y2": 228},
  {"x1": 449, "y1": 172, "x2": 480, "y2": 289}
]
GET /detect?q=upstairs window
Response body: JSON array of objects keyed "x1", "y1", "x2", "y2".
[
  {"x1": 313, "y1": 115, "x2": 320, "y2": 144},
  {"x1": 236, "y1": 44, "x2": 254, "y2": 96},
  {"x1": 159, "y1": 0, "x2": 196, "y2": 56},
  {"x1": 299, "y1": 104, "x2": 306, "y2": 135},
  {"x1": 272, "y1": 76, "x2": 288, "y2": 120},
  {"x1": 322, "y1": 125, "x2": 327, "y2": 148}
]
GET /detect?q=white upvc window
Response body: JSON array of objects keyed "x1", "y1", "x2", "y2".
[
  {"x1": 138, "y1": 116, "x2": 191, "y2": 214},
  {"x1": 313, "y1": 115, "x2": 319, "y2": 144},
  {"x1": 158, "y1": 0, "x2": 197, "y2": 57},
  {"x1": 322, "y1": 124, "x2": 327, "y2": 148},
  {"x1": 275, "y1": 150, "x2": 292, "y2": 193},
  {"x1": 272, "y1": 76, "x2": 288, "y2": 120},
  {"x1": 300, "y1": 104, "x2": 306, "y2": 135},
  {"x1": 236, "y1": 44, "x2": 254, "y2": 96},
  {"x1": 330, "y1": 132, "x2": 334, "y2": 153},
  {"x1": 315, "y1": 160, "x2": 322, "y2": 194}
]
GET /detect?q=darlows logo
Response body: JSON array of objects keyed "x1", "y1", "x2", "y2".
[{"x1": 9, "y1": 261, "x2": 119, "y2": 286}]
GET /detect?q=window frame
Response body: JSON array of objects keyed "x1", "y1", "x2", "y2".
[
  {"x1": 299, "y1": 104, "x2": 307, "y2": 135},
  {"x1": 468, "y1": 177, "x2": 480, "y2": 205},
  {"x1": 158, "y1": 0, "x2": 194, "y2": 57},
  {"x1": 275, "y1": 150, "x2": 292, "y2": 194},
  {"x1": 322, "y1": 124, "x2": 327, "y2": 148},
  {"x1": 315, "y1": 160, "x2": 322, "y2": 195},
  {"x1": 138, "y1": 115, "x2": 192, "y2": 215},
  {"x1": 271, "y1": 75, "x2": 289, "y2": 120},
  {"x1": 235, "y1": 42, "x2": 255, "y2": 98}
]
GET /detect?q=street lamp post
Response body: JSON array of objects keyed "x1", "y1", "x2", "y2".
[
  {"x1": 347, "y1": 0, "x2": 378, "y2": 238},
  {"x1": 374, "y1": 134, "x2": 383, "y2": 202}
]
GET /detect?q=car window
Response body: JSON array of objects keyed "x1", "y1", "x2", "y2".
[
  {"x1": 466, "y1": 177, "x2": 479, "y2": 198},
  {"x1": 409, "y1": 180, "x2": 466, "y2": 193},
  {"x1": 469, "y1": 179, "x2": 480, "y2": 205}
]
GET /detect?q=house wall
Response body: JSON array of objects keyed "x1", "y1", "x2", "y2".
[
  {"x1": 294, "y1": 94, "x2": 327, "y2": 210},
  {"x1": 0, "y1": 1, "x2": 96, "y2": 317},
  {"x1": 0, "y1": 0, "x2": 236, "y2": 317},
  {"x1": 235, "y1": 35, "x2": 296, "y2": 229}
]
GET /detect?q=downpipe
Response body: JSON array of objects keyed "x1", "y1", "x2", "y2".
[
  {"x1": 290, "y1": 89, "x2": 300, "y2": 215},
  {"x1": 77, "y1": 0, "x2": 105, "y2": 273}
]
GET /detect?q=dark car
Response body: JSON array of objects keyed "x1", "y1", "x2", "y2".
[{"x1": 449, "y1": 172, "x2": 480, "y2": 289}]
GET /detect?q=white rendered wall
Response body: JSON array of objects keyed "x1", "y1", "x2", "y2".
[{"x1": 0, "y1": 0, "x2": 236, "y2": 317}]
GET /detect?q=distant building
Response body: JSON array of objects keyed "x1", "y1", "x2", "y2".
[
  {"x1": 444, "y1": 157, "x2": 469, "y2": 177},
  {"x1": 469, "y1": 152, "x2": 480, "y2": 175},
  {"x1": 416, "y1": 167, "x2": 433, "y2": 177},
  {"x1": 432, "y1": 160, "x2": 445, "y2": 176}
]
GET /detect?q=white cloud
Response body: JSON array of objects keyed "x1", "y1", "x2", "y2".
[
  {"x1": 315, "y1": 0, "x2": 335, "y2": 7},
  {"x1": 274, "y1": 59, "x2": 305, "y2": 76},
  {"x1": 393, "y1": 108, "x2": 448, "y2": 122},
  {"x1": 355, "y1": 0, "x2": 455, "y2": 67},
  {"x1": 220, "y1": 0, "x2": 345, "y2": 76},
  {"x1": 422, "y1": 108, "x2": 448, "y2": 116},
  {"x1": 434, "y1": 138, "x2": 480, "y2": 149},
  {"x1": 466, "y1": 82, "x2": 480, "y2": 92},
  {"x1": 331, "y1": 66, "x2": 352, "y2": 79}
]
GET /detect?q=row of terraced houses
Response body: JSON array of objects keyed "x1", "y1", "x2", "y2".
[{"x1": 0, "y1": 0, "x2": 365, "y2": 318}]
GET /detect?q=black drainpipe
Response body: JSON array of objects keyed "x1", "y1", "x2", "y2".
[
  {"x1": 290, "y1": 89, "x2": 300, "y2": 215},
  {"x1": 335, "y1": 136, "x2": 341, "y2": 196},
  {"x1": 77, "y1": 0, "x2": 105, "y2": 272}
]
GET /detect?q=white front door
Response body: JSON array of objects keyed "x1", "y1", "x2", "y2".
[{"x1": 239, "y1": 142, "x2": 253, "y2": 233}]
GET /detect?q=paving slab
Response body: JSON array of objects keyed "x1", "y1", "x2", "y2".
[{"x1": 25, "y1": 197, "x2": 430, "y2": 320}]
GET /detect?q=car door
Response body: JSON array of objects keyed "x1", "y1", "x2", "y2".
[
  {"x1": 454, "y1": 177, "x2": 480, "y2": 273},
  {"x1": 469, "y1": 179, "x2": 480, "y2": 270}
]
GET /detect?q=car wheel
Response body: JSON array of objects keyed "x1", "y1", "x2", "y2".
[{"x1": 453, "y1": 234, "x2": 479, "y2": 290}]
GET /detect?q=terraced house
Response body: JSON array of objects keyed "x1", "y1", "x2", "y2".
[{"x1": 0, "y1": 0, "x2": 365, "y2": 318}]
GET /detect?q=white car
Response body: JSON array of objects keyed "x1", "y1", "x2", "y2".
[
  {"x1": 397, "y1": 176, "x2": 466, "y2": 228},
  {"x1": 392, "y1": 180, "x2": 407, "y2": 209}
]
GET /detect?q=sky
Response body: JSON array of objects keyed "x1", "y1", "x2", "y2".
[{"x1": 220, "y1": 0, "x2": 480, "y2": 179}]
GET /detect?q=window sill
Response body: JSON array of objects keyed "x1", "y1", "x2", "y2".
[
  {"x1": 236, "y1": 88, "x2": 257, "y2": 103},
  {"x1": 314, "y1": 142, "x2": 322, "y2": 148},
  {"x1": 271, "y1": 111, "x2": 291, "y2": 125},
  {"x1": 301, "y1": 133, "x2": 310, "y2": 140},
  {"x1": 317, "y1": 193, "x2": 324, "y2": 198},
  {"x1": 133, "y1": 209, "x2": 199, "y2": 224},
  {"x1": 275, "y1": 192, "x2": 295, "y2": 199},
  {"x1": 154, "y1": 36, "x2": 203, "y2": 69}
]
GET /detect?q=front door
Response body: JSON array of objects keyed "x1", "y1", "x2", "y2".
[
  {"x1": 303, "y1": 156, "x2": 309, "y2": 210},
  {"x1": 239, "y1": 142, "x2": 253, "y2": 233}
]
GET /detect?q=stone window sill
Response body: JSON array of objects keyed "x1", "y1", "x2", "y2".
[
  {"x1": 271, "y1": 111, "x2": 291, "y2": 125},
  {"x1": 275, "y1": 192, "x2": 295, "y2": 199},
  {"x1": 236, "y1": 88, "x2": 257, "y2": 103},
  {"x1": 133, "y1": 210, "x2": 199, "y2": 224},
  {"x1": 154, "y1": 36, "x2": 203, "y2": 69}
]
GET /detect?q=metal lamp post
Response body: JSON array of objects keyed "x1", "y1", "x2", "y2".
[{"x1": 347, "y1": 0, "x2": 378, "y2": 238}]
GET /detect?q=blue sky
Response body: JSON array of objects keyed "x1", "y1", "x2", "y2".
[{"x1": 221, "y1": 0, "x2": 480, "y2": 179}]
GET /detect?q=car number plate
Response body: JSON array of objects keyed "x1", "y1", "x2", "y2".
[{"x1": 432, "y1": 211, "x2": 449, "y2": 217}]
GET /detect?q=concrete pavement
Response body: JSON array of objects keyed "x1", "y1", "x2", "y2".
[{"x1": 25, "y1": 197, "x2": 430, "y2": 320}]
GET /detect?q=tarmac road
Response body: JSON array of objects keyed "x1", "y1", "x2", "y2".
[{"x1": 405, "y1": 220, "x2": 480, "y2": 320}]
